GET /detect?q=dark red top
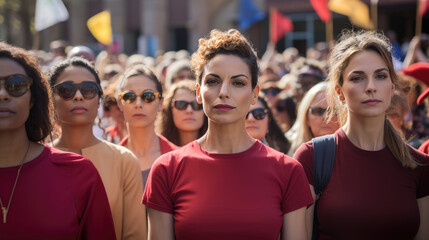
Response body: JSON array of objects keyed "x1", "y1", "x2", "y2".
[
  {"x1": 0, "y1": 145, "x2": 116, "y2": 240},
  {"x1": 119, "y1": 134, "x2": 179, "y2": 154},
  {"x1": 418, "y1": 138, "x2": 429, "y2": 154},
  {"x1": 295, "y1": 129, "x2": 429, "y2": 240},
  {"x1": 143, "y1": 140, "x2": 313, "y2": 240}
]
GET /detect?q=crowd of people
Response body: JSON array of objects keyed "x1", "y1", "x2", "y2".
[{"x1": 0, "y1": 27, "x2": 428, "y2": 240}]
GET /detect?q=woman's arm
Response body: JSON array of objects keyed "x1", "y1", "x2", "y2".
[
  {"x1": 281, "y1": 206, "x2": 307, "y2": 240},
  {"x1": 304, "y1": 185, "x2": 317, "y2": 240},
  {"x1": 415, "y1": 195, "x2": 429, "y2": 240},
  {"x1": 147, "y1": 207, "x2": 174, "y2": 240}
]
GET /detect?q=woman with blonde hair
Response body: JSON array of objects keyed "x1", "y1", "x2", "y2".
[
  {"x1": 294, "y1": 30, "x2": 429, "y2": 240},
  {"x1": 143, "y1": 29, "x2": 313, "y2": 240},
  {"x1": 157, "y1": 79, "x2": 207, "y2": 146},
  {"x1": 286, "y1": 81, "x2": 339, "y2": 156}
]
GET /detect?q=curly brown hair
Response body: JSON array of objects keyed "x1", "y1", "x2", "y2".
[
  {"x1": 0, "y1": 42, "x2": 54, "y2": 142},
  {"x1": 190, "y1": 29, "x2": 259, "y2": 89}
]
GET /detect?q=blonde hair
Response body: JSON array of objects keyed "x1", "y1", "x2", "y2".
[
  {"x1": 325, "y1": 30, "x2": 417, "y2": 169},
  {"x1": 287, "y1": 81, "x2": 329, "y2": 156}
]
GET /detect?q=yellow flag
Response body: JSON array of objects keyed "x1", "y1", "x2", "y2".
[
  {"x1": 329, "y1": 0, "x2": 374, "y2": 30},
  {"x1": 87, "y1": 11, "x2": 113, "y2": 45}
]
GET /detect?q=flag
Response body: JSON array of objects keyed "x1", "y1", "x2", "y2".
[
  {"x1": 34, "y1": 0, "x2": 69, "y2": 31},
  {"x1": 329, "y1": 0, "x2": 373, "y2": 30},
  {"x1": 270, "y1": 9, "x2": 293, "y2": 43},
  {"x1": 419, "y1": 0, "x2": 429, "y2": 16},
  {"x1": 238, "y1": 0, "x2": 265, "y2": 30},
  {"x1": 87, "y1": 11, "x2": 113, "y2": 45},
  {"x1": 310, "y1": 0, "x2": 331, "y2": 22}
]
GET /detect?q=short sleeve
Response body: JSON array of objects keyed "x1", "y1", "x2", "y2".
[
  {"x1": 282, "y1": 158, "x2": 314, "y2": 214},
  {"x1": 142, "y1": 154, "x2": 175, "y2": 214},
  {"x1": 294, "y1": 141, "x2": 315, "y2": 185}
]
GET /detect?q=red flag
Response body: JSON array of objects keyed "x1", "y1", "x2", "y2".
[
  {"x1": 310, "y1": 0, "x2": 331, "y2": 22},
  {"x1": 419, "y1": 0, "x2": 429, "y2": 16},
  {"x1": 270, "y1": 9, "x2": 293, "y2": 43}
]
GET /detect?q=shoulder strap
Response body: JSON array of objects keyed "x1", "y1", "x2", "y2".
[{"x1": 312, "y1": 134, "x2": 336, "y2": 196}]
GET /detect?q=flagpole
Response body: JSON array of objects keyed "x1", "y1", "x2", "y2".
[
  {"x1": 326, "y1": 19, "x2": 333, "y2": 45},
  {"x1": 269, "y1": 7, "x2": 274, "y2": 44},
  {"x1": 416, "y1": 0, "x2": 422, "y2": 36},
  {"x1": 370, "y1": 0, "x2": 378, "y2": 30}
]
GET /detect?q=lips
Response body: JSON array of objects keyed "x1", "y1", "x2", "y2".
[
  {"x1": 183, "y1": 118, "x2": 195, "y2": 122},
  {"x1": 214, "y1": 104, "x2": 234, "y2": 112},
  {"x1": 132, "y1": 113, "x2": 146, "y2": 118},
  {"x1": 0, "y1": 107, "x2": 15, "y2": 117},
  {"x1": 362, "y1": 99, "x2": 381, "y2": 105},
  {"x1": 71, "y1": 106, "x2": 88, "y2": 113}
]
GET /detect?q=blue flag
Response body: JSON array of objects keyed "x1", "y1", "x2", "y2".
[{"x1": 239, "y1": 0, "x2": 265, "y2": 31}]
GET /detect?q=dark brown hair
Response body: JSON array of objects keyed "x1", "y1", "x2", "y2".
[{"x1": 0, "y1": 42, "x2": 53, "y2": 142}]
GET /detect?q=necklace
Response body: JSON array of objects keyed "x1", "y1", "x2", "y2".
[{"x1": 0, "y1": 142, "x2": 30, "y2": 224}]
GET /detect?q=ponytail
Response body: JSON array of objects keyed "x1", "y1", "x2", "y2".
[{"x1": 384, "y1": 118, "x2": 417, "y2": 169}]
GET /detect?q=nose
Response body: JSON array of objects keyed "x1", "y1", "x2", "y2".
[
  {"x1": 0, "y1": 83, "x2": 10, "y2": 101},
  {"x1": 73, "y1": 89, "x2": 84, "y2": 101},
  {"x1": 134, "y1": 95, "x2": 143, "y2": 109},
  {"x1": 185, "y1": 103, "x2": 194, "y2": 112},
  {"x1": 246, "y1": 111, "x2": 255, "y2": 121},
  {"x1": 366, "y1": 77, "x2": 377, "y2": 94},
  {"x1": 218, "y1": 81, "x2": 230, "y2": 99}
]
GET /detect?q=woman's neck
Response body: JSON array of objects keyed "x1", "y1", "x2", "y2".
[
  {"x1": 342, "y1": 114, "x2": 386, "y2": 151},
  {"x1": 127, "y1": 124, "x2": 160, "y2": 156},
  {"x1": 198, "y1": 121, "x2": 255, "y2": 154},
  {"x1": 56, "y1": 123, "x2": 100, "y2": 154},
  {"x1": 0, "y1": 128, "x2": 31, "y2": 167},
  {"x1": 178, "y1": 129, "x2": 199, "y2": 146},
  {"x1": 116, "y1": 121, "x2": 127, "y2": 140}
]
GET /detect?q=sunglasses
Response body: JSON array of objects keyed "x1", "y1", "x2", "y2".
[
  {"x1": 0, "y1": 74, "x2": 33, "y2": 97},
  {"x1": 172, "y1": 100, "x2": 202, "y2": 111},
  {"x1": 53, "y1": 81, "x2": 101, "y2": 100},
  {"x1": 309, "y1": 107, "x2": 327, "y2": 117},
  {"x1": 120, "y1": 91, "x2": 161, "y2": 104},
  {"x1": 261, "y1": 88, "x2": 281, "y2": 97},
  {"x1": 246, "y1": 108, "x2": 268, "y2": 120}
]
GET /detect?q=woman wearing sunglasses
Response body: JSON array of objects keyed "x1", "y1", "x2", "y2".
[
  {"x1": 286, "y1": 82, "x2": 340, "y2": 156},
  {"x1": 143, "y1": 29, "x2": 313, "y2": 240},
  {"x1": 117, "y1": 64, "x2": 178, "y2": 189},
  {"x1": 157, "y1": 79, "x2": 208, "y2": 146},
  {"x1": 48, "y1": 57, "x2": 147, "y2": 240},
  {"x1": 295, "y1": 31, "x2": 429, "y2": 240},
  {"x1": 0, "y1": 43, "x2": 115, "y2": 238},
  {"x1": 245, "y1": 95, "x2": 290, "y2": 154}
]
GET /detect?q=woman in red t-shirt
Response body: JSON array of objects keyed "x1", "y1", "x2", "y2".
[
  {"x1": 0, "y1": 42, "x2": 115, "y2": 239},
  {"x1": 143, "y1": 29, "x2": 313, "y2": 240},
  {"x1": 294, "y1": 30, "x2": 429, "y2": 240}
]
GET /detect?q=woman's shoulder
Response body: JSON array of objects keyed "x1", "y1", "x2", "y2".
[
  {"x1": 409, "y1": 144, "x2": 429, "y2": 165},
  {"x1": 44, "y1": 144, "x2": 99, "y2": 172}
]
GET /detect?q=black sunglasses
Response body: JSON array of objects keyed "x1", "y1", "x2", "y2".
[
  {"x1": 261, "y1": 88, "x2": 281, "y2": 97},
  {"x1": 309, "y1": 107, "x2": 327, "y2": 117},
  {"x1": 246, "y1": 108, "x2": 268, "y2": 120},
  {"x1": 172, "y1": 100, "x2": 202, "y2": 111},
  {"x1": 0, "y1": 74, "x2": 33, "y2": 97},
  {"x1": 53, "y1": 81, "x2": 101, "y2": 100},
  {"x1": 120, "y1": 91, "x2": 161, "y2": 104}
]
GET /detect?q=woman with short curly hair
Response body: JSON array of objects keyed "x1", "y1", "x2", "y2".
[{"x1": 143, "y1": 29, "x2": 313, "y2": 240}]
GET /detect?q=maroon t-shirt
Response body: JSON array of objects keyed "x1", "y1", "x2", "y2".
[
  {"x1": 0, "y1": 145, "x2": 116, "y2": 239},
  {"x1": 295, "y1": 128, "x2": 429, "y2": 240},
  {"x1": 143, "y1": 140, "x2": 313, "y2": 240}
]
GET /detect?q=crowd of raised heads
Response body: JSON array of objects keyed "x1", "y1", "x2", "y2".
[{"x1": 1, "y1": 28, "x2": 428, "y2": 240}]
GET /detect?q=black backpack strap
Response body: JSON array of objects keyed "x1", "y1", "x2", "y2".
[
  {"x1": 312, "y1": 134, "x2": 336, "y2": 240},
  {"x1": 312, "y1": 134, "x2": 336, "y2": 195}
]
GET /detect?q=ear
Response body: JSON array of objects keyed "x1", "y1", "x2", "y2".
[
  {"x1": 250, "y1": 85, "x2": 260, "y2": 105},
  {"x1": 196, "y1": 83, "x2": 202, "y2": 104},
  {"x1": 335, "y1": 84, "x2": 345, "y2": 103},
  {"x1": 117, "y1": 96, "x2": 124, "y2": 112},
  {"x1": 391, "y1": 82, "x2": 395, "y2": 98}
]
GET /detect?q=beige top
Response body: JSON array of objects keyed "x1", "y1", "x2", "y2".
[{"x1": 58, "y1": 140, "x2": 146, "y2": 240}]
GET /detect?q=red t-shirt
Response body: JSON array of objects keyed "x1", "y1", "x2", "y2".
[
  {"x1": 295, "y1": 128, "x2": 429, "y2": 240},
  {"x1": 143, "y1": 140, "x2": 313, "y2": 240},
  {"x1": 119, "y1": 134, "x2": 179, "y2": 154},
  {"x1": 0, "y1": 145, "x2": 116, "y2": 240},
  {"x1": 418, "y1": 139, "x2": 429, "y2": 154}
]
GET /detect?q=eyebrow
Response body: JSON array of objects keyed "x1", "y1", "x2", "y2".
[
  {"x1": 206, "y1": 73, "x2": 248, "y2": 79},
  {"x1": 351, "y1": 68, "x2": 389, "y2": 75}
]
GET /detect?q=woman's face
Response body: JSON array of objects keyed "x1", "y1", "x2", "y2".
[
  {"x1": 118, "y1": 75, "x2": 162, "y2": 128},
  {"x1": 196, "y1": 54, "x2": 259, "y2": 125},
  {"x1": 173, "y1": 68, "x2": 192, "y2": 83},
  {"x1": 0, "y1": 58, "x2": 32, "y2": 131},
  {"x1": 336, "y1": 50, "x2": 395, "y2": 120},
  {"x1": 172, "y1": 88, "x2": 204, "y2": 132},
  {"x1": 53, "y1": 66, "x2": 100, "y2": 127},
  {"x1": 307, "y1": 91, "x2": 339, "y2": 137},
  {"x1": 245, "y1": 100, "x2": 268, "y2": 140}
]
